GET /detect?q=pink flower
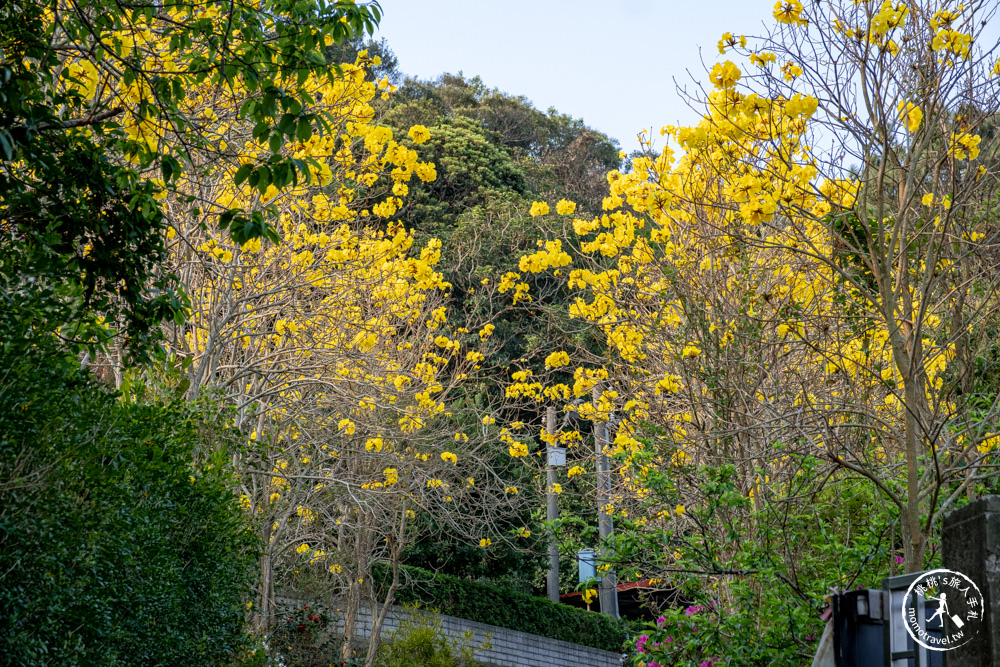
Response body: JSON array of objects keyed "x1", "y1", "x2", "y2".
[
  {"x1": 636, "y1": 634, "x2": 649, "y2": 653},
  {"x1": 656, "y1": 615, "x2": 667, "y2": 628},
  {"x1": 685, "y1": 604, "x2": 704, "y2": 617},
  {"x1": 895, "y1": 555, "x2": 904, "y2": 565}
]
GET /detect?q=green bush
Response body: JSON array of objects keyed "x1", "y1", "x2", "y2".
[
  {"x1": 0, "y1": 345, "x2": 257, "y2": 666},
  {"x1": 375, "y1": 612, "x2": 479, "y2": 667},
  {"x1": 375, "y1": 564, "x2": 627, "y2": 653}
]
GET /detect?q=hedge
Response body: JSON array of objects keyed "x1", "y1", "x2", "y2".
[
  {"x1": 374, "y1": 564, "x2": 627, "y2": 653},
  {"x1": 0, "y1": 342, "x2": 256, "y2": 666}
]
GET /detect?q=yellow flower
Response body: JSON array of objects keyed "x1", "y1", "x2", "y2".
[
  {"x1": 508, "y1": 442, "x2": 529, "y2": 458},
  {"x1": 482, "y1": 414, "x2": 496, "y2": 426},
  {"x1": 921, "y1": 193, "x2": 934, "y2": 206},
  {"x1": 516, "y1": 527, "x2": 532, "y2": 538},
  {"x1": 979, "y1": 434, "x2": 999, "y2": 454},
  {"x1": 529, "y1": 201, "x2": 550, "y2": 217},
  {"x1": 783, "y1": 94, "x2": 818, "y2": 118},
  {"x1": 681, "y1": 344, "x2": 702, "y2": 358},
  {"x1": 555, "y1": 199, "x2": 577, "y2": 215},
  {"x1": 750, "y1": 51, "x2": 777, "y2": 67},
  {"x1": 897, "y1": 101, "x2": 923, "y2": 133},
  {"x1": 408, "y1": 124, "x2": 430, "y2": 144},
  {"x1": 338, "y1": 418, "x2": 356, "y2": 435},
  {"x1": 567, "y1": 465, "x2": 585, "y2": 477},
  {"x1": 709, "y1": 60, "x2": 741, "y2": 89},
  {"x1": 773, "y1": 0, "x2": 807, "y2": 25},
  {"x1": 582, "y1": 588, "x2": 598, "y2": 604},
  {"x1": 441, "y1": 451, "x2": 458, "y2": 464},
  {"x1": 545, "y1": 350, "x2": 571, "y2": 368},
  {"x1": 781, "y1": 61, "x2": 803, "y2": 81},
  {"x1": 505, "y1": 486, "x2": 519, "y2": 495},
  {"x1": 296, "y1": 543, "x2": 310, "y2": 554},
  {"x1": 479, "y1": 538, "x2": 492, "y2": 548},
  {"x1": 549, "y1": 483, "x2": 563, "y2": 494},
  {"x1": 950, "y1": 132, "x2": 981, "y2": 160},
  {"x1": 676, "y1": 504, "x2": 686, "y2": 515},
  {"x1": 478, "y1": 323, "x2": 495, "y2": 340},
  {"x1": 716, "y1": 32, "x2": 747, "y2": 54}
]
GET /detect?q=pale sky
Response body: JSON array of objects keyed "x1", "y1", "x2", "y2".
[{"x1": 374, "y1": 1, "x2": 771, "y2": 154}]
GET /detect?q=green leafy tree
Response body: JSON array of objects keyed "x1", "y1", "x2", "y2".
[
  {"x1": 0, "y1": 332, "x2": 257, "y2": 666},
  {"x1": 1, "y1": 0, "x2": 383, "y2": 359}
]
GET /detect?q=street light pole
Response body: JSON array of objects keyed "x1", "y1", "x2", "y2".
[
  {"x1": 593, "y1": 384, "x2": 619, "y2": 618},
  {"x1": 545, "y1": 405, "x2": 560, "y2": 603}
]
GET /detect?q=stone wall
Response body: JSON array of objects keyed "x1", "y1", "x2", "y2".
[{"x1": 333, "y1": 602, "x2": 624, "y2": 667}]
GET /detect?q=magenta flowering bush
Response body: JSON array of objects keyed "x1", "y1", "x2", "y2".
[{"x1": 631, "y1": 605, "x2": 720, "y2": 667}]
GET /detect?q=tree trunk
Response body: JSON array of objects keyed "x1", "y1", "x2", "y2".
[
  {"x1": 903, "y1": 374, "x2": 926, "y2": 573},
  {"x1": 340, "y1": 579, "x2": 361, "y2": 662},
  {"x1": 258, "y1": 548, "x2": 275, "y2": 632},
  {"x1": 364, "y1": 559, "x2": 399, "y2": 667}
]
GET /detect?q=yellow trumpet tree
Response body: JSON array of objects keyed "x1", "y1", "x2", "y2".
[
  {"x1": 154, "y1": 48, "x2": 526, "y2": 665},
  {"x1": 28, "y1": 1, "x2": 531, "y2": 661},
  {"x1": 515, "y1": 0, "x2": 1000, "y2": 580}
]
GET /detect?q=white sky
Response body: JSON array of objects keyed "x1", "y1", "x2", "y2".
[{"x1": 374, "y1": 0, "x2": 771, "y2": 154}]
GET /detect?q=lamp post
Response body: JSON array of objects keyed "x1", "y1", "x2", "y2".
[
  {"x1": 593, "y1": 384, "x2": 619, "y2": 618},
  {"x1": 545, "y1": 405, "x2": 563, "y2": 602}
]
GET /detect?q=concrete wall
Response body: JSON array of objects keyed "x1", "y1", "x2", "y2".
[{"x1": 333, "y1": 602, "x2": 624, "y2": 667}]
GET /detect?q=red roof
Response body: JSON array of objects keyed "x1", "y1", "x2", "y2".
[{"x1": 561, "y1": 579, "x2": 659, "y2": 598}]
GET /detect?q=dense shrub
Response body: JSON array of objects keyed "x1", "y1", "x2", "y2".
[
  {"x1": 375, "y1": 612, "x2": 480, "y2": 667},
  {"x1": 375, "y1": 564, "x2": 627, "y2": 653},
  {"x1": 0, "y1": 345, "x2": 257, "y2": 666}
]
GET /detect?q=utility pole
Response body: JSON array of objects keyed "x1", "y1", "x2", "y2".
[
  {"x1": 545, "y1": 405, "x2": 560, "y2": 603},
  {"x1": 593, "y1": 384, "x2": 619, "y2": 618}
]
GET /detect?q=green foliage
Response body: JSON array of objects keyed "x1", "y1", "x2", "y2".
[
  {"x1": 390, "y1": 114, "x2": 527, "y2": 235},
  {"x1": 375, "y1": 613, "x2": 480, "y2": 667},
  {"x1": 616, "y1": 461, "x2": 895, "y2": 666},
  {"x1": 325, "y1": 36, "x2": 402, "y2": 84},
  {"x1": 0, "y1": 1, "x2": 182, "y2": 358},
  {"x1": 266, "y1": 601, "x2": 340, "y2": 667},
  {"x1": 388, "y1": 73, "x2": 620, "y2": 213},
  {"x1": 375, "y1": 564, "x2": 627, "y2": 653},
  {"x1": 0, "y1": 338, "x2": 257, "y2": 666},
  {"x1": 371, "y1": 67, "x2": 620, "y2": 587},
  {"x1": 0, "y1": 0, "x2": 383, "y2": 358}
]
